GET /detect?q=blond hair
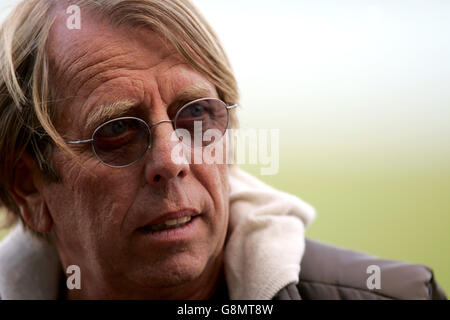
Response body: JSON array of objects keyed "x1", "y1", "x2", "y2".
[{"x1": 0, "y1": 0, "x2": 239, "y2": 236}]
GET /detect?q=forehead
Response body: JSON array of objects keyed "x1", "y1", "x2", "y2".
[
  {"x1": 47, "y1": 6, "x2": 216, "y2": 131},
  {"x1": 48, "y1": 7, "x2": 180, "y2": 96}
]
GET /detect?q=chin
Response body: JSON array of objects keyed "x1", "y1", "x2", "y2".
[{"x1": 131, "y1": 250, "x2": 208, "y2": 288}]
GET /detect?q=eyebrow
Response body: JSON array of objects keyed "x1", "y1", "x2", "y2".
[
  {"x1": 173, "y1": 84, "x2": 214, "y2": 102},
  {"x1": 84, "y1": 84, "x2": 216, "y2": 133},
  {"x1": 84, "y1": 99, "x2": 139, "y2": 133},
  {"x1": 167, "y1": 84, "x2": 217, "y2": 117}
]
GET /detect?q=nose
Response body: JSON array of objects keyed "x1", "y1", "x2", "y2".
[{"x1": 144, "y1": 119, "x2": 189, "y2": 185}]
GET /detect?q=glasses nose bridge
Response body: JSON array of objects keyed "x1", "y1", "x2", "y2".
[
  {"x1": 149, "y1": 119, "x2": 175, "y2": 130},
  {"x1": 146, "y1": 119, "x2": 175, "y2": 149}
]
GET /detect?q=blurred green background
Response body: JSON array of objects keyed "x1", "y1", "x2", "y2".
[
  {"x1": 1, "y1": 0, "x2": 449, "y2": 297},
  {"x1": 240, "y1": 152, "x2": 450, "y2": 296}
]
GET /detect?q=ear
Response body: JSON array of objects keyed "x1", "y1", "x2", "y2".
[{"x1": 11, "y1": 152, "x2": 53, "y2": 233}]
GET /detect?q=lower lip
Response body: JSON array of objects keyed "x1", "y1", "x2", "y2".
[{"x1": 135, "y1": 216, "x2": 200, "y2": 243}]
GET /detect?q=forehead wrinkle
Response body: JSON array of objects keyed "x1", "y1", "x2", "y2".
[
  {"x1": 69, "y1": 50, "x2": 179, "y2": 100},
  {"x1": 70, "y1": 52, "x2": 137, "y2": 98},
  {"x1": 50, "y1": 31, "x2": 125, "y2": 92},
  {"x1": 61, "y1": 31, "x2": 179, "y2": 98},
  {"x1": 56, "y1": 31, "x2": 143, "y2": 94},
  {"x1": 53, "y1": 48, "x2": 90, "y2": 91}
]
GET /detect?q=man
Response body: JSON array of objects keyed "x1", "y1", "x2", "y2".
[{"x1": 0, "y1": 0, "x2": 446, "y2": 300}]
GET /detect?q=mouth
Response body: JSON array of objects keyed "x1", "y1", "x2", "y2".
[
  {"x1": 134, "y1": 209, "x2": 202, "y2": 244},
  {"x1": 137, "y1": 209, "x2": 200, "y2": 234},
  {"x1": 139, "y1": 215, "x2": 194, "y2": 232}
]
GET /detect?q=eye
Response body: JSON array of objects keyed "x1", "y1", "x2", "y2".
[
  {"x1": 188, "y1": 104, "x2": 205, "y2": 117},
  {"x1": 93, "y1": 119, "x2": 139, "y2": 151},
  {"x1": 178, "y1": 103, "x2": 207, "y2": 119},
  {"x1": 92, "y1": 118, "x2": 150, "y2": 164},
  {"x1": 98, "y1": 120, "x2": 129, "y2": 137},
  {"x1": 111, "y1": 120, "x2": 128, "y2": 136}
]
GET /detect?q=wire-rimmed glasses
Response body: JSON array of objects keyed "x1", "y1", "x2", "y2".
[{"x1": 66, "y1": 98, "x2": 237, "y2": 168}]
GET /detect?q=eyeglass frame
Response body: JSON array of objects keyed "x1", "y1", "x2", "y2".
[{"x1": 65, "y1": 97, "x2": 238, "y2": 168}]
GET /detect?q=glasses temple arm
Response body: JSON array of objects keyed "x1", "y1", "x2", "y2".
[{"x1": 66, "y1": 139, "x2": 94, "y2": 144}]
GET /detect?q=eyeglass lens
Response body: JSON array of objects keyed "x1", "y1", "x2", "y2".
[{"x1": 91, "y1": 98, "x2": 229, "y2": 167}]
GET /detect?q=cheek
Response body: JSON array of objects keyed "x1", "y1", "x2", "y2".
[
  {"x1": 191, "y1": 163, "x2": 230, "y2": 236},
  {"x1": 45, "y1": 154, "x2": 140, "y2": 246}
]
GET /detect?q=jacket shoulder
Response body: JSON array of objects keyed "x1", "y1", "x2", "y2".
[{"x1": 297, "y1": 239, "x2": 447, "y2": 300}]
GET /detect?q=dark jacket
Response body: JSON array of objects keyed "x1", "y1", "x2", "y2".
[{"x1": 274, "y1": 239, "x2": 447, "y2": 300}]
